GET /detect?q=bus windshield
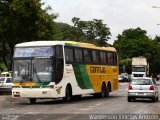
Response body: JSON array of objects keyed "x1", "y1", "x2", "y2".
[{"x1": 13, "y1": 58, "x2": 54, "y2": 82}]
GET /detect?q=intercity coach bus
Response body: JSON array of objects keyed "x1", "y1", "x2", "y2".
[{"x1": 12, "y1": 41, "x2": 119, "y2": 104}]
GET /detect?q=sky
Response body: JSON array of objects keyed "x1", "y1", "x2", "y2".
[{"x1": 42, "y1": 0, "x2": 160, "y2": 44}]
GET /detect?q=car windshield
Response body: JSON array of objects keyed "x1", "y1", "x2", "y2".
[
  {"x1": 119, "y1": 75, "x2": 124, "y2": 78},
  {"x1": 131, "y1": 79, "x2": 153, "y2": 85},
  {"x1": 121, "y1": 73, "x2": 127, "y2": 76},
  {"x1": 0, "y1": 77, "x2": 5, "y2": 82}
]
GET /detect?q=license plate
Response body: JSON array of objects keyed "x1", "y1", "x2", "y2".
[{"x1": 137, "y1": 92, "x2": 144, "y2": 95}]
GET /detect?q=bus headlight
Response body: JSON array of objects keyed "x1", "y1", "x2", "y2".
[{"x1": 42, "y1": 91, "x2": 50, "y2": 94}]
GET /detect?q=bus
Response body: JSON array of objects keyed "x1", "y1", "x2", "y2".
[{"x1": 12, "y1": 41, "x2": 119, "y2": 104}]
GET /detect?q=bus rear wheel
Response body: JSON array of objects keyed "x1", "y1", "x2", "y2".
[
  {"x1": 93, "y1": 83, "x2": 107, "y2": 98},
  {"x1": 29, "y1": 98, "x2": 36, "y2": 104},
  {"x1": 101, "y1": 83, "x2": 107, "y2": 98},
  {"x1": 106, "y1": 84, "x2": 110, "y2": 97}
]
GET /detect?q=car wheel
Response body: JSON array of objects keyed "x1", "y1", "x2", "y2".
[
  {"x1": 152, "y1": 97, "x2": 156, "y2": 102},
  {"x1": 128, "y1": 97, "x2": 132, "y2": 102},
  {"x1": 156, "y1": 96, "x2": 159, "y2": 101},
  {"x1": 132, "y1": 98, "x2": 136, "y2": 102},
  {"x1": 29, "y1": 98, "x2": 36, "y2": 104}
]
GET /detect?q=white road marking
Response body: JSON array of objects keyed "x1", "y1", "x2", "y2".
[
  {"x1": 3, "y1": 109, "x2": 15, "y2": 111},
  {"x1": 77, "y1": 102, "x2": 108, "y2": 111},
  {"x1": 79, "y1": 108, "x2": 92, "y2": 111},
  {"x1": 27, "y1": 112, "x2": 40, "y2": 114}
]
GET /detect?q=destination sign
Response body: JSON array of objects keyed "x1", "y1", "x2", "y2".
[{"x1": 14, "y1": 47, "x2": 54, "y2": 57}]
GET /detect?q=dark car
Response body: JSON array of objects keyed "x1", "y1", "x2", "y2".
[{"x1": 118, "y1": 74, "x2": 130, "y2": 82}]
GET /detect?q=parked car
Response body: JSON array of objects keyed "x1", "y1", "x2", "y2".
[
  {"x1": 127, "y1": 77, "x2": 159, "y2": 102},
  {"x1": 0, "y1": 77, "x2": 12, "y2": 94},
  {"x1": 119, "y1": 73, "x2": 130, "y2": 82}
]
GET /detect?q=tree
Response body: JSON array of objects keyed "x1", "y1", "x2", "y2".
[
  {"x1": 119, "y1": 58, "x2": 132, "y2": 74},
  {"x1": 154, "y1": 35, "x2": 160, "y2": 44},
  {"x1": 114, "y1": 27, "x2": 157, "y2": 60},
  {"x1": 0, "y1": 0, "x2": 57, "y2": 70},
  {"x1": 53, "y1": 22, "x2": 77, "y2": 41},
  {"x1": 71, "y1": 17, "x2": 111, "y2": 46},
  {"x1": 113, "y1": 27, "x2": 158, "y2": 73}
]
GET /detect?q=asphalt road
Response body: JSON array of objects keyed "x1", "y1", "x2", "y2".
[{"x1": 0, "y1": 82, "x2": 160, "y2": 120}]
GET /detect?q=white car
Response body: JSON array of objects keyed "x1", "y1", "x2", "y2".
[
  {"x1": 128, "y1": 77, "x2": 159, "y2": 102},
  {"x1": 0, "y1": 77, "x2": 12, "y2": 93}
]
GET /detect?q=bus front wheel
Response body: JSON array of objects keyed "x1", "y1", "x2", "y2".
[
  {"x1": 29, "y1": 98, "x2": 36, "y2": 104},
  {"x1": 63, "y1": 85, "x2": 72, "y2": 102}
]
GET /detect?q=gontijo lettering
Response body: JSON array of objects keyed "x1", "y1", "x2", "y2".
[{"x1": 90, "y1": 66, "x2": 106, "y2": 73}]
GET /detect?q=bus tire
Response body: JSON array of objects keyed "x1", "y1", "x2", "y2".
[
  {"x1": 106, "y1": 83, "x2": 110, "y2": 97},
  {"x1": 101, "y1": 83, "x2": 106, "y2": 98},
  {"x1": 63, "y1": 85, "x2": 72, "y2": 102},
  {"x1": 29, "y1": 98, "x2": 36, "y2": 104}
]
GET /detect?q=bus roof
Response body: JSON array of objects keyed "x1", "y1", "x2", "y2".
[
  {"x1": 15, "y1": 41, "x2": 65, "y2": 47},
  {"x1": 15, "y1": 41, "x2": 116, "y2": 52}
]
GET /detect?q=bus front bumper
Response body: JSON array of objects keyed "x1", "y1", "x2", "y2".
[{"x1": 12, "y1": 88, "x2": 63, "y2": 98}]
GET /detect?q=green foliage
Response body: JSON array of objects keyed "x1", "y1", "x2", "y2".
[
  {"x1": 53, "y1": 22, "x2": 77, "y2": 40},
  {"x1": 154, "y1": 35, "x2": 160, "y2": 44},
  {"x1": 0, "y1": 0, "x2": 57, "y2": 70},
  {"x1": 0, "y1": 60, "x2": 8, "y2": 72},
  {"x1": 114, "y1": 27, "x2": 157, "y2": 61},
  {"x1": 71, "y1": 17, "x2": 111, "y2": 46},
  {"x1": 113, "y1": 27, "x2": 159, "y2": 73},
  {"x1": 119, "y1": 58, "x2": 132, "y2": 74}
]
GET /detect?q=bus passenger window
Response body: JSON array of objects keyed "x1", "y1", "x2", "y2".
[
  {"x1": 83, "y1": 49, "x2": 91, "y2": 63},
  {"x1": 74, "y1": 49, "x2": 83, "y2": 62},
  {"x1": 92, "y1": 50, "x2": 100, "y2": 63},
  {"x1": 100, "y1": 51, "x2": 106, "y2": 63},
  {"x1": 113, "y1": 53, "x2": 117, "y2": 65},
  {"x1": 65, "y1": 48, "x2": 74, "y2": 63},
  {"x1": 107, "y1": 52, "x2": 112, "y2": 64}
]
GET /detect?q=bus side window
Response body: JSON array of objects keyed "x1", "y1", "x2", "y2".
[
  {"x1": 107, "y1": 52, "x2": 112, "y2": 64},
  {"x1": 100, "y1": 51, "x2": 106, "y2": 63},
  {"x1": 92, "y1": 50, "x2": 100, "y2": 63},
  {"x1": 113, "y1": 53, "x2": 117, "y2": 65},
  {"x1": 83, "y1": 49, "x2": 92, "y2": 63},
  {"x1": 65, "y1": 47, "x2": 74, "y2": 63},
  {"x1": 55, "y1": 46, "x2": 64, "y2": 83},
  {"x1": 74, "y1": 48, "x2": 83, "y2": 63}
]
